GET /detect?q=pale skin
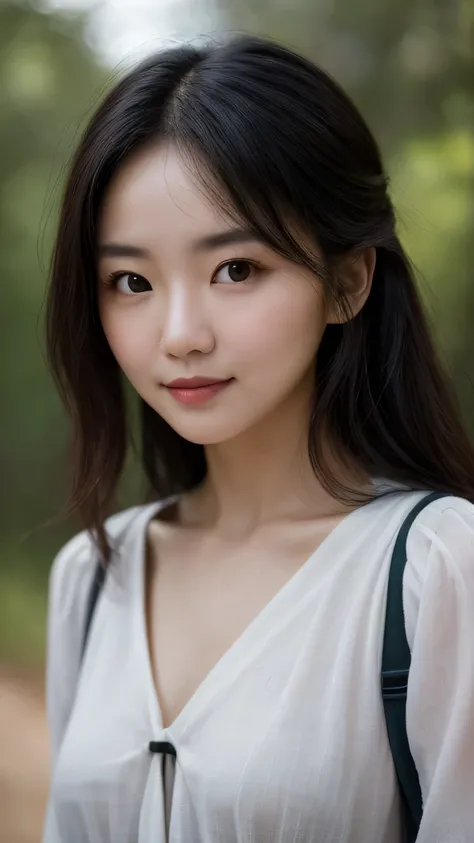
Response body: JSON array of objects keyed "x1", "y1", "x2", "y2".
[{"x1": 97, "y1": 141, "x2": 376, "y2": 728}]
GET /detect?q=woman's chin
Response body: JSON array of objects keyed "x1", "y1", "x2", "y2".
[{"x1": 162, "y1": 414, "x2": 250, "y2": 446}]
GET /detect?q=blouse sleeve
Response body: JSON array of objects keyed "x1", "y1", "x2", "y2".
[
  {"x1": 403, "y1": 495, "x2": 474, "y2": 841},
  {"x1": 45, "y1": 529, "x2": 96, "y2": 773},
  {"x1": 45, "y1": 503, "x2": 147, "y2": 775}
]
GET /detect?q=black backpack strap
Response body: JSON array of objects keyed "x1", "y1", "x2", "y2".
[
  {"x1": 81, "y1": 556, "x2": 106, "y2": 663},
  {"x1": 382, "y1": 490, "x2": 451, "y2": 841},
  {"x1": 79, "y1": 505, "x2": 158, "y2": 663}
]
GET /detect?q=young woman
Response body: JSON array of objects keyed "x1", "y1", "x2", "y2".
[{"x1": 43, "y1": 34, "x2": 474, "y2": 843}]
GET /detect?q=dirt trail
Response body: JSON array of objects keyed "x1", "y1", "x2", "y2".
[{"x1": 0, "y1": 667, "x2": 49, "y2": 843}]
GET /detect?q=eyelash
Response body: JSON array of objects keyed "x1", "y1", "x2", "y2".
[
  {"x1": 214, "y1": 258, "x2": 263, "y2": 285},
  {"x1": 103, "y1": 258, "x2": 264, "y2": 291}
]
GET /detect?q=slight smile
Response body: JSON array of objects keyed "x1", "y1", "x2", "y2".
[{"x1": 163, "y1": 377, "x2": 235, "y2": 406}]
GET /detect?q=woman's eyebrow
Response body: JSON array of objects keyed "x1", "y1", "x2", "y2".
[
  {"x1": 96, "y1": 228, "x2": 261, "y2": 259},
  {"x1": 190, "y1": 227, "x2": 261, "y2": 252},
  {"x1": 97, "y1": 243, "x2": 151, "y2": 259}
]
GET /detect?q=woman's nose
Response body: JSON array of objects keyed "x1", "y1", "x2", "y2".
[{"x1": 159, "y1": 287, "x2": 215, "y2": 358}]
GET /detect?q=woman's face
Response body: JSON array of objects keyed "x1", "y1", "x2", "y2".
[{"x1": 97, "y1": 143, "x2": 357, "y2": 446}]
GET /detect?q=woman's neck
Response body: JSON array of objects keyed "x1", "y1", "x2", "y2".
[{"x1": 177, "y1": 395, "x2": 372, "y2": 540}]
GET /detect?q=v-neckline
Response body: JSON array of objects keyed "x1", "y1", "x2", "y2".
[{"x1": 135, "y1": 492, "x2": 380, "y2": 739}]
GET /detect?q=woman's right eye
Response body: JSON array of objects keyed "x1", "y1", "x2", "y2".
[{"x1": 108, "y1": 272, "x2": 152, "y2": 295}]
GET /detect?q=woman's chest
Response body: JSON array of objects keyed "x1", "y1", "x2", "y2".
[
  {"x1": 54, "y1": 553, "x2": 400, "y2": 843},
  {"x1": 143, "y1": 517, "x2": 353, "y2": 730}
]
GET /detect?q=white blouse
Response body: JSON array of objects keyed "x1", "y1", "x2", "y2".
[{"x1": 43, "y1": 482, "x2": 474, "y2": 843}]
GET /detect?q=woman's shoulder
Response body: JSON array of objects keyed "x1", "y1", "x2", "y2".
[
  {"x1": 48, "y1": 500, "x2": 163, "y2": 602},
  {"x1": 44, "y1": 501, "x2": 164, "y2": 762},
  {"x1": 403, "y1": 493, "x2": 474, "y2": 645},
  {"x1": 406, "y1": 493, "x2": 474, "y2": 577}
]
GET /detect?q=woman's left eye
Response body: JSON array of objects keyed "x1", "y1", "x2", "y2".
[
  {"x1": 213, "y1": 260, "x2": 260, "y2": 284},
  {"x1": 106, "y1": 272, "x2": 152, "y2": 294}
]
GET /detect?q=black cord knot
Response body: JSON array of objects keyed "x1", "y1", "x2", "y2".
[{"x1": 149, "y1": 740, "x2": 177, "y2": 757}]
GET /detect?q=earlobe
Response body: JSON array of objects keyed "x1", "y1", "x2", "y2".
[{"x1": 326, "y1": 247, "x2": 376, "y2": 325}]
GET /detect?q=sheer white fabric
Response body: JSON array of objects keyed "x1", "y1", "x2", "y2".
[{"x1": 42, "y1": 484, "x2": 474, "y2": 843}]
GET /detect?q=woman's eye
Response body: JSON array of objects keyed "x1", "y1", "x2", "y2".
[
  {"x1": 110, "y1": 273, "x2": 151, "y2": 294},
  {"x1": 213, "y1": 260, "x2": 258, "y2": 284}
]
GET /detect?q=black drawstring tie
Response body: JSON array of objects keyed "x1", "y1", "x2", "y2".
[{"x1": 149, "y1": 740, "x2": 177, "y2": 757}]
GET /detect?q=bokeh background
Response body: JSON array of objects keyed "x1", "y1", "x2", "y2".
[{"x1": 1, "y1": 0, "x2": 473, "y2": 839}]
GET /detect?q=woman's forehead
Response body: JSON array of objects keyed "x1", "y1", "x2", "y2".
[{"x1": 98, "y1": 143, "x2": 236, "y2": 242}]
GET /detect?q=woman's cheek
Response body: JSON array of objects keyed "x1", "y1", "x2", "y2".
[{"x1": 101, "y1": 307, "x2": 156, "y2": 372}]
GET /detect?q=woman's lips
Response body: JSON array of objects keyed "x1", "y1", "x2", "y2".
[{"x1": 164, "y1": 378, "x2": 234, "y2": 405}]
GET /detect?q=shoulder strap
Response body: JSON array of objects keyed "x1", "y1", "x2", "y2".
[
  {"x1": 81, "y1": 557, "x2": 106, "y2": 663},
  {"x1": 80, "y1": 505, "x2": 156, "y2": 663},
  {"x1": 381, "y1": 490, "x2": 451, "y2": 841}
]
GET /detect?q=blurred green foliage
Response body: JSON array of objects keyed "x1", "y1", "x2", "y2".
[{"x1": 0, "y1": 0, "x2": 473, "y2": 668}]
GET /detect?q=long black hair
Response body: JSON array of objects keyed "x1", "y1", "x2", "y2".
[{"x1": 45, "y1": 34, "x2": 474, "y2": 560}]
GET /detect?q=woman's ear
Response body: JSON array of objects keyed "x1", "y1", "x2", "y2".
[{"x1": 326, "y1": 247, "x2": 376, "y2": 325}]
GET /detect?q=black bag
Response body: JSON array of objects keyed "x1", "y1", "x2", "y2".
[{"x1": 81, "y1": 490, "x2": 451, "y2": 841}]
